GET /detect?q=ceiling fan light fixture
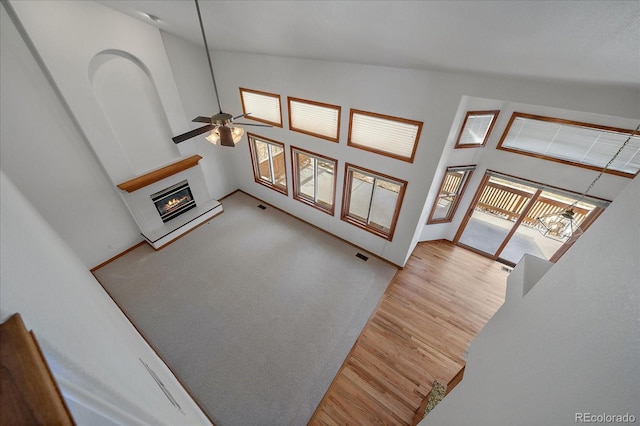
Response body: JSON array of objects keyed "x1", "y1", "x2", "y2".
[
  {"x1": 205, "y1": 126, "x2": 245, "y2": 146},
  {"x1": 170, "y1": 0, "x2": 272, "y2": 146},
  {"x1": 205, "y1": 130, "x2": 220, "y2": 145}
]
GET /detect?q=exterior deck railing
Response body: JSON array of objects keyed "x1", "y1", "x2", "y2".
[{"x1": 469, "y1": 180, "x2": 589, "y2": 227}]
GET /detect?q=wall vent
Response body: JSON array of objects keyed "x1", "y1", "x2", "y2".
[
  {"x1": 356, "y1": 253, "x2": 369, "y2": 261},
  {"x1": 258, "y1": 204, "x2": 267, "y2": 210}
]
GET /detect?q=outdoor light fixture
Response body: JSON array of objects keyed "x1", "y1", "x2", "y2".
[
  {"x1": 536, "y1": 123, "x2": 640, "y2": 241},
  {"x1": 536, "y1": 208, "x2": 584, "y2": 241}
]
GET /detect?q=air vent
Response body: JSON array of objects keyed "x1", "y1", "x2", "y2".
[
  {"x1": 258, "y1": 204, "x2": 267, "y2": 210},
  {"x1": 356, "y1": 253, "x2": 369, "y2": 261},
  {"x1": 501, "y1": 266, "x2": 512, "y2": 273}
]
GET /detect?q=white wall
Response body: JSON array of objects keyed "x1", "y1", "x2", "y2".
[
  {"x1": 0, "y1": 171, "x2": 211, "y2": 425},
  {"x1": 0, "y1": 2, "x2": 141, "y2": 268},
  {"x1": 205, "y1": 50, "x2": 639, "y2": 265},
  {"x1": 7, "y1": 0, "x2": 189, "y2": 185},
  {"x1": 419, "y1": 96, "x2": 636, "y2": 243},
  {"x1": 421, "y1": 175, "x2": 640, "y2": 426},
  {"x1": 2, "y1": 1, "x2": 236, "y2": 268},
  {"x1": 5, "y1": 0, "x2": 639, "y2": 267},
  {"x1": 160, "y1": 31, "x2": 236, "y2": 199}
]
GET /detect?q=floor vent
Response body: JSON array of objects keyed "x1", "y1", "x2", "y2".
[
  {"x1": 501, "y1": 266, "x2": 512, "y2": 273},
  {"x1": 356, "y1": 253, "x2": 369, "y2": 261},
  {"x1": 257, "y1": 204, "x2": 267, "y2": 210}
]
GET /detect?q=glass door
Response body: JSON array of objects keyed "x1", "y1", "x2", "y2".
[
  {"x1": 456, "y1": 175, "x2": 537, "y2": 257},
  {"x1": 455, "y1": 173, "x2": 604, "y2": 265},
  {"x1": 499, "y1": 191, "x2": 600, "y2": 264}
]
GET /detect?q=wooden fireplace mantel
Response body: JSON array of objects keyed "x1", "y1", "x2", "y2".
[{"x1": 117, "y1": 155, "x2": 202, "y2": 193}]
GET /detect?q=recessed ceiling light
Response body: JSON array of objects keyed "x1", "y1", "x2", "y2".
[{"x1": 142, "y1": 12, "x2": 161, "y2": 23}]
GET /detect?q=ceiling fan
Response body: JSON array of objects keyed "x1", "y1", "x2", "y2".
[{"x1": 172, "y1": 0, "x2": 270, "y2": 147}]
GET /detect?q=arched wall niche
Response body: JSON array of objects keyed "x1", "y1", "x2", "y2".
[{"x1": 89, "y1": 49, "x2": 179, "y2": 175}]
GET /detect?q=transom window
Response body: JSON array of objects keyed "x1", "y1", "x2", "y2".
[
  {"x1": 239, "y1": 88, "x2": 283, "y2": 127},
  {"x1": 341, "y1": 164, "x2": 407, "y2": 240},
  {"x1": 248, "y1": 134, "x2": 287, "y2": 195},
  {"x1": 427, "y1": 165, "x2": 476, "y2": 224},
  {"x1": 288, "y1": 97, "x2": 341, "y2": 142},
  {"x1": 497, "y1": 113, "x2": 640, "y2": 177},
  {"x1": 454, "y1": 111, "x2": 499, "y2": 148},
  {"x1": 348, "y1": 109, "x2": 423, "y2": 163},
  {"x1": 291, "y1": 147, "x2": 337, "y2": 215}
]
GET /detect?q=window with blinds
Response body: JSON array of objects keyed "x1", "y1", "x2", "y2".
[
  {"x1": 239, "y1": 88, "x2": 283, "y2": 127},
  {"x1": 497, "y1": 113, "x2": 640, "y2": 177},
  {"x1": 288, "y1": 97, "x2": 340, "y2": 142},
  {"x1": 454, "y1": 111, "x2": 499, "y2": 148},
  {"x1": 341, "y1": 163, "x2": 407, "y2": 240},
  {"x1": 348, "y1": 109, "x2": 423, "y2": 162}
]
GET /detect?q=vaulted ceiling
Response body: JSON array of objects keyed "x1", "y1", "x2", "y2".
[{"x1": 98, "y1": 0, "x2": 639, "y2": 88}]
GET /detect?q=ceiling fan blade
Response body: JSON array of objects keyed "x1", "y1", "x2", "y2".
[
  {"x1": 218, "y1": 126, "x2": 235, "y2": 147},
  {"x1": 233, "y1": 113, "x2": 250, "y2": 120},
  {"x1": 172, "y1": 124, "x2": 214, "y2": 144},
  {"x1": 234, "y1": 122, "x2": 273, "y2": 128},
  {"x1": 192, "y1": 116, "x2": 212, "y2": 123}
]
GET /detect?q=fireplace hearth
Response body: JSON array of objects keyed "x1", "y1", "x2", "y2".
[
  {"x1": 117, "y1": 156, "x2": 223, "y2": 250},
  {"x1": 151, "y1": 180, "x2": 196, "y2": 223}
]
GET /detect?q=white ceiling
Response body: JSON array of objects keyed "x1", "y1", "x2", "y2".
[{"x1": 98, "y1": 0, "x2": 640, "y2": 88}]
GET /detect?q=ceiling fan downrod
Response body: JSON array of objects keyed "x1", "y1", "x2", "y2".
[{"x1": 195, "y1": 0, "x2": 222, "y2": 115}]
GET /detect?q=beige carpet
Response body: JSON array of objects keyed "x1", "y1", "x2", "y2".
[{"x1": 94, "y1": 191, "x2": 397, "y2": 426}]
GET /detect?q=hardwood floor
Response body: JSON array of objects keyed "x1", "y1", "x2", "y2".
[{"x1": 309, "y1": 240, "x2": 508, "y2": 425}]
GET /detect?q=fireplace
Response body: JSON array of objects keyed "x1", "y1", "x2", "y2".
[{"x1": 151, "y1": 180, "x2": 196, "y2": 223}]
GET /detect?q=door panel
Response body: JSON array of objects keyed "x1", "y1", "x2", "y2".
[
  {"x1": 457, "y1": 176, "x2": 536, "y2": 257},
  {"x1": 455, "y1": 174, "x2": 601, "y2": 265}
]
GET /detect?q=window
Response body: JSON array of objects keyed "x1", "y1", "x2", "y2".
[
  {"x1": 291, "y1": 147, "x2": 337, "y2": 214},
  {"x1": 348, "y1": 109, "x2": 423, "y2": 162},
  {"x1": 497, "y1": 113, "x2": 640, "y2": 177},
  {"x1": 341, "y1": 164, "x2": 407, "y2": 240},
  {"x1": 454, "y1": 111, "x2": 499, "y2": 148},
  {"x1": 427, "y1": 165, "x2": 475, "y2": 224},
  {"x1": 239, "y1": 88, "x2": 283, "y2": 127},
  {"x1": 288, "y1": 97, "x2": 341, "y2": 142},
  {"x1": 248, "y1": 134, "x2": 287, "y2": 195}
]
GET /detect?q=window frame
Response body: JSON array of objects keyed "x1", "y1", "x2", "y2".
[
  {"x1": 290, "y1": 146, "x2": 338, "y2": 215},
  {"x1": 287, "y1": 97, "x2": 341, "y2": 142},
  {"x1": 247, "y1": 133, "x2": 288, "y2": 195},
  {"x1": 454, "y1": 110, "x2": 500, "y2": 148},
  {"x1": 347, "y1": 109, "x2": 423, "y2": 163},
  {"x1": 496, "y1": 112, "x2": 639, "y2": 178},
  {"x1": 239, "y1": 87, "x2": 283, "y2": 127},
  {"x1": 427, "y1": 165, "x2": 476, "y2": 224},
  {"x1": 341, "y1": 163, "x2": 408, "y2": 241}
]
